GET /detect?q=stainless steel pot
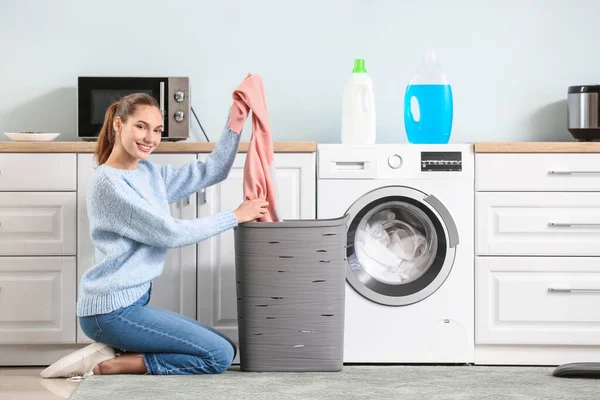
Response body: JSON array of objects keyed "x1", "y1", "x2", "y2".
[{"x1": 568, "y1": 85, "x2": 600, "y2": 141}]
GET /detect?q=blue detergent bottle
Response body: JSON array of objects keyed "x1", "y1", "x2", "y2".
[{"x1": 404, "y1": 49, "x2": 453, "y2": 144}]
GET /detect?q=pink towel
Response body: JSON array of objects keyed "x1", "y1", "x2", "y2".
[{"x1": 227, "y1": 74, "x2": 280, "y2": 222}]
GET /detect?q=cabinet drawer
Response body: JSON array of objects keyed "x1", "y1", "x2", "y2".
[
  {"x1": 476, "y1": 257, "x2": 600, "y2": 345},
  {"x1": 0, "y1": 257, "x2": 76, "y2": 344},
  {"x1": 477, "y1": 192, "x2": 600, "y2": 256},
  {"x1": 0, "y1": 154, "x2": 76, "y2": 191},
  {"x1": 0, "y1": 192, "x2": 76, "y2": 255},
  {"x1": 476, "y1": 153, "x2": 600, "y2": 191}
]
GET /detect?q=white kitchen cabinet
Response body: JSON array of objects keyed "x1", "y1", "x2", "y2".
[
  {"x1": 0, "y1": 192, "x2": 76, "y2": 256},
  {"x1": 475, "y1": 152, "x2": 600, "y2": 365},
  {"x1": 197, "y1": 153, "x2": 316, "y2": 342},
  {"x1": 76, "y1": 154, "x2": 198, "y2": 343},
  {"x1": 0, "y1": 147, "x2": 317, "y2": 365},
  {"x1": 0, "y1": 257, "x2": 76, "y2": 344}
]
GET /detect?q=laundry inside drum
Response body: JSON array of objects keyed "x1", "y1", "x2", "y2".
[{"x1": 354, "y1": 201, "x2": 438, "y2": 285}]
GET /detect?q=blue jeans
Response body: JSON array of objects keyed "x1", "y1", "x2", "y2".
[{"x1": 79, "y1": 288, "x2": 237, "y2": 375}]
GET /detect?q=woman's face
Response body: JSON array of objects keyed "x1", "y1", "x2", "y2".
[{"x1": 114, "y1": 105, "x2": 163, "y2": 161}]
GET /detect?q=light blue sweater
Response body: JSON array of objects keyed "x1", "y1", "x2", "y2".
[{"x1": 76, "y1": 128, "x2": 241, "y2": 317}]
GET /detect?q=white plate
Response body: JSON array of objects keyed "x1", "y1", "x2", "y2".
[{"x1": 4, "y1": 132, "x2": 61, "y2": 142}]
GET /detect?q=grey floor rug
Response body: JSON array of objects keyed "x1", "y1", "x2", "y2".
[{"x1": 69, "y1": 365, "x2": 600, "y2": 400}]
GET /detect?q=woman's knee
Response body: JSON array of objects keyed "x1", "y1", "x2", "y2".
[{"x1": 210, "y1": 340, "x2": 235, "y2": 374}]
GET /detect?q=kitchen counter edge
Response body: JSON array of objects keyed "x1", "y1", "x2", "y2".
[{"x1": 9, "y1": 141, "x2": 600, "y2": 154}]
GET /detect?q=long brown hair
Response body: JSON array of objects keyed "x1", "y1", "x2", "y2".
[{"x1": 95, "y1": 93, "x2": 160, "y2": 165}]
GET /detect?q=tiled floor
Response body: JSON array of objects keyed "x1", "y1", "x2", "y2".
[{"x1": 0, "y1": 368, "x2": 80, "y2": 400}]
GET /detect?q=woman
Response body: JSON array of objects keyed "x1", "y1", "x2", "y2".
[{"x1": 41, "y1": 93, "x2": 268, "y2": 379}]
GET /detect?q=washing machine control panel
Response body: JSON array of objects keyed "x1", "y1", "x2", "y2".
[{"x1": 420, "y1": 151, "x2": 462, "y2": 172}]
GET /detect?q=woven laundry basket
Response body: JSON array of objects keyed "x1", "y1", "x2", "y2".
[{"x1": 234, "y1": 215, "x2": 349, "y2": 372}]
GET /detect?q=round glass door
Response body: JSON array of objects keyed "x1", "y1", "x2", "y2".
[{"x1": 345, "y1": 185, "x2": 458, "y2": 306}]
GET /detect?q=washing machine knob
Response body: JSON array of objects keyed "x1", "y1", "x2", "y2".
[{"x1": 388, "y1": 154, "x2": 403, "y2": 169}]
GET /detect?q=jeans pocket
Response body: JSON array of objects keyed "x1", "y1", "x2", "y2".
[{"x1": 100, "y1": 307, "x2": 126, "y2": 324}]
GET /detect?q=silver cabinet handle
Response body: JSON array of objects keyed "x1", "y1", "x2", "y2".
[
  {"x1": 549, "y1": 222, "x2": 600, "y2": 228},
  {"x1": 548, "y1": 170, "x2": 600, "y2": 175},
  {"x1": 177, "y1": 196, "x2": 191, "y2": 209},
  {"x1": 198, "y1": 189, "x2": 206, "y2": 205},
  {"x1": 548, "y1": 288, "x2": 600, "y2": 293}
]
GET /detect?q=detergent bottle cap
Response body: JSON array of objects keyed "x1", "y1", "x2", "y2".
[
  {"x1": 352, "y1": 59, "x2": 367, "y2": 73},
  {"x1": 408, "y1": 49, "x2": 448, "y2": 85},
  {"x1": 424, "y1": 49, "x2": 437, "y2": 64}
]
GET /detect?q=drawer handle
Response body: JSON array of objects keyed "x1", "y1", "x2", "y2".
[
  {"x1": 548, "y1": 170, "x2": 600, "y2": 175},
  {"x1": 548, "y1": 288, "x2": 600, "y2": 293},
  {"x1": 334, "y1": 161, "x2": 366, "y2": 170},
  {"x1": 548, "y1": 222, "x2": 600, "y2": 228}
]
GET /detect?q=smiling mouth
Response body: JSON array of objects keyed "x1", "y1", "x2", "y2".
[{"x1": 137, "y1": 143, "x2": 153, "y2": 153}]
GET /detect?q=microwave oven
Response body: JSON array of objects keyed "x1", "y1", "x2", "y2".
[{"x1": 77, "y1": 76, "x2": 190, "y2": 141}]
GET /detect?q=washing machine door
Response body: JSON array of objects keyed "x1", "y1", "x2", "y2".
[{"x1": 345, "y1": 185, "x2": 459, "y2": 306}]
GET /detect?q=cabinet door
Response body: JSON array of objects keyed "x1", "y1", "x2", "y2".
[
  {"x1": 476, "y1": 256, "x2": 600, "y2": 345},
  {"x1": 77, "y1": 154, "x2": 197, "y2": 343},
  {"x1": 476, "y1": 192, "x2": 600, "y2": 256},
  {"x1": 476, "y1": 153, "x2": 600, "y2": 192},
  {"x1": 197, "y1": 153, "x2": 316, "y2": 342},
  {"x1": 0, "y1": 257, "x2": 76, "y2": 344},
  {"x1": 0, "y1": 192, "x2": 76, "y2": 255},
  {"x1": 0, "y1": 154, "x2": 76, "y2": 191}
]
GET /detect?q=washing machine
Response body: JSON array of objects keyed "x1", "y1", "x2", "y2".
[{"x1": 317, "y1": 144, "x2": 474, "y2": 363}]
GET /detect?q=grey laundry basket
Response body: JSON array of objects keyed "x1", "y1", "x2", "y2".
[{"x1": 234, "y1": 215, "x2": 349, "y2": 372}]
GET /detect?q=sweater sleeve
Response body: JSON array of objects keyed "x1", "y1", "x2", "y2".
[
  {"x1": 160, "y1": 127, "x2": 241, "y2": 203},
  {"x1": 89, "y1": 176, "x2": 238, "y2": 248}
]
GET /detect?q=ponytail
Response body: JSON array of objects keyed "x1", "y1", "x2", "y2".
[{"x1": 95, "y1": 102, "x2": 119, "y2": 165}]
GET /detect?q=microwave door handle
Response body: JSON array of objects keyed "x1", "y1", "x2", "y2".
[{"x1": 159, "y1": 81, "x2": 165, "y2": 118}]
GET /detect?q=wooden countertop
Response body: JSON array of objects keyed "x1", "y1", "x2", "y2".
[
  {"x1": 14, "y1": 141, "x2": 600, "y2": 154},
  {"x1": 474, "y1": 142, "x2": 600, "y2": 153},
  {"x1": 0, "y1": 141, "x2": 316, "y2": 153}
]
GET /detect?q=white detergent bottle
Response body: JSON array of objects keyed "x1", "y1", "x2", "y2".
[{"x1": 341, "y1": 59, "x2": 376, "y2": 144}]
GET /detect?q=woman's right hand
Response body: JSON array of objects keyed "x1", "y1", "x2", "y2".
[{"x1": 233, "y1": 198, "x2": 269, "y2": 223}]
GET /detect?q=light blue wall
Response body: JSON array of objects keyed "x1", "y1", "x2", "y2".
[{"x1": 1, "y1": 0, "x2": 599, "y2": 143}]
